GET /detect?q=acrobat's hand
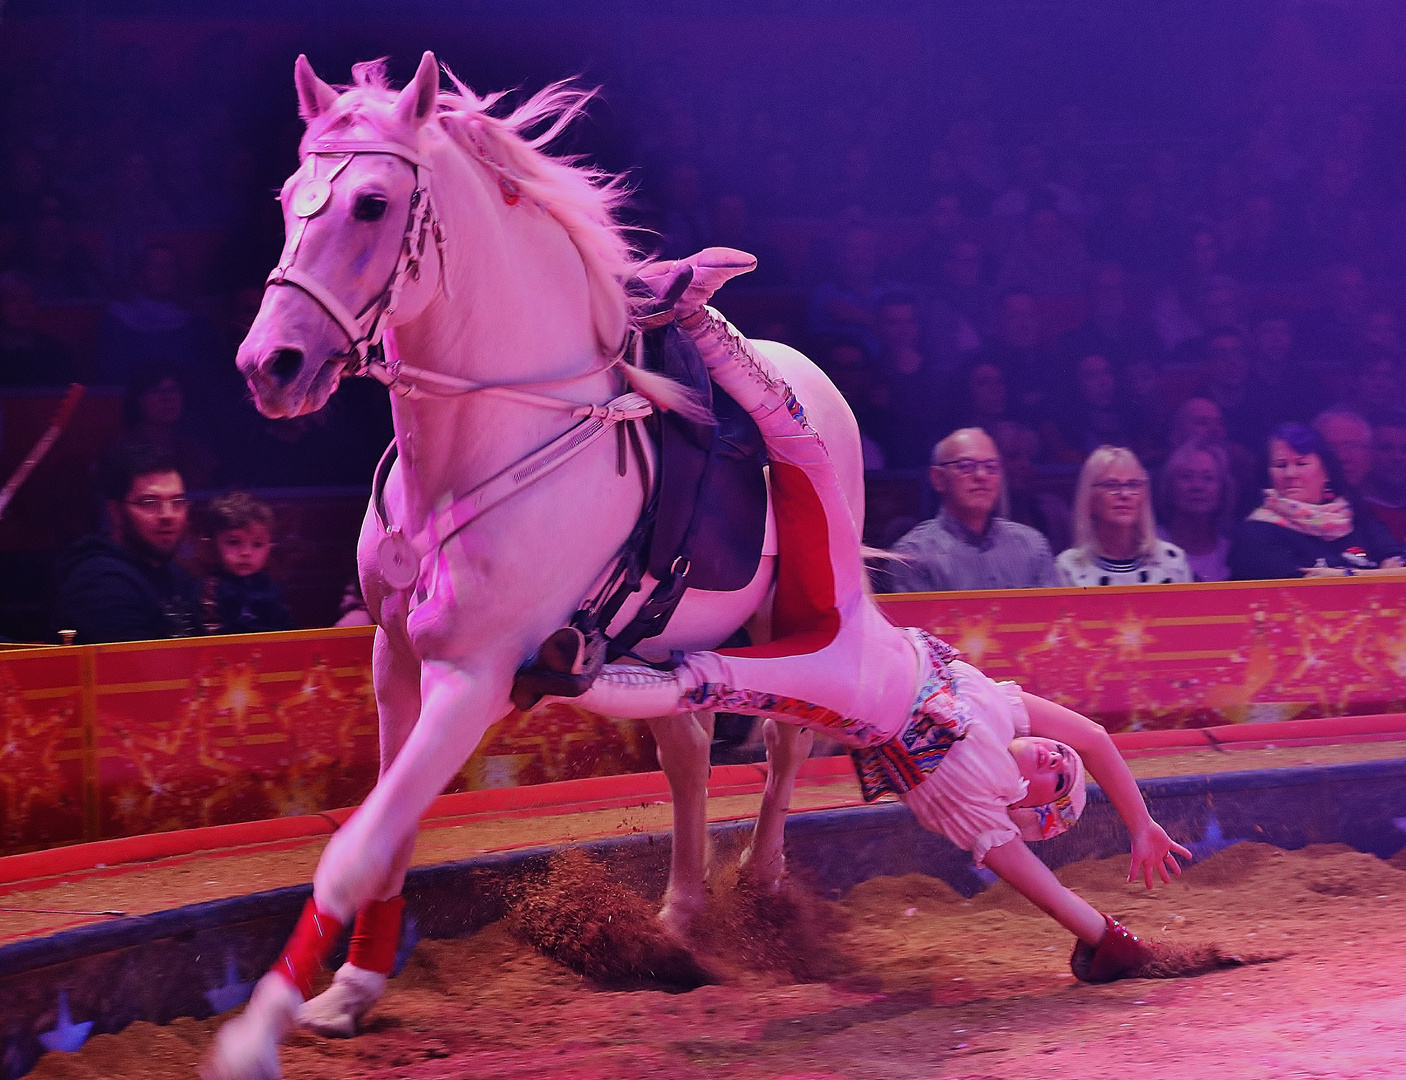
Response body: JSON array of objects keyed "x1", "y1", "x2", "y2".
[{"x1": 1127, "y1": 821, "x2": 1192, "y2": 890}]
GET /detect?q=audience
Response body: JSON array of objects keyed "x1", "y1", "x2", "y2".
[
  {"x1": 95, "y1": 242, "x2": 216, "y2": 387},
  {"x1": 991, "y1": 420, "x2": 1072, "y2": 555},
  {"x1": 108, "y1": 362, "x2": 220, "y2": 489},
  {"x1": 1056, "y1": 445, "x2": 1192, "y2": 586},
  {"x1": 1157, "y1": 441, "x2": 1237, "y2": 582},
  {"x1": 0, "y1": 270, "x2": 77, "y2": 388},
  {"x1": 1229, "y1": 424, "x2": 1401, "y2": 580},
  {"x1": 1364, "y1": 411, "x2": 1406, "y2": 543},
  {"x1": 882, "y1": 427, "x2": 1058, "y2": 592},
  {"x1": 871, "y1": 291, "x2": 954, "y2": 468},
  {"x1": 10, "y1": 10, "x2": 1406, "y2": 639},
  {"x1": 202, "y1": 491, "x2": 293, "y2": 634},
  {"x1": 52, "y1": 444, "x2": 206, "y2": 643},
  {"x1": 1311, "y1": 408, "x2": 1374, "y2": 493}
]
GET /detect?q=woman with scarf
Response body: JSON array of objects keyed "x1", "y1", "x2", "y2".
[{"x1": 1230, "y1": 424, "x2": 1403, "y2": 580}]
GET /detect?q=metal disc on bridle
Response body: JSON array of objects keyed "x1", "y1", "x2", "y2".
[
  {"x1": 378, "y1": 531, "x2": 420, "y2": 590},
  {"x1": 293, "y1": 178, "x2": 333, "y2": 218}
]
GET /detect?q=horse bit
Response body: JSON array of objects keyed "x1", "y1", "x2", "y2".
[{"x1": 265, "y1": 135, "x2": 655, "y2": 593}]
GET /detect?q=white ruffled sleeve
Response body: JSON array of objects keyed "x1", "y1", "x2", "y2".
[{"x1": 898, "y1": 662, "x2": 1030, "y2": 867}]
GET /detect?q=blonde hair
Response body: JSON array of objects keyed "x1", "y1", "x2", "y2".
[{"x1": 1071, "y1": 445, "x2": 1156, "y2": 559}]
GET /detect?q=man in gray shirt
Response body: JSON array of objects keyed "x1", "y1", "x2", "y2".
[{"x1": 881, "y1": 427, "x2": 1059, "y2": 592}]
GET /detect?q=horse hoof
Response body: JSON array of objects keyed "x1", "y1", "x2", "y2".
[
  {"x1": 201, "y1": 974, "x2": 299, "y2": 1080},
  {"x1": 738, "y1": 846, "x2": 786, "y2": 893},
  {"x1": 657, "y1": 895, "x2": 705, "y2": 939},
  {"x1": 298, "y1": 963, "x2": 388, "y2": 1038}
]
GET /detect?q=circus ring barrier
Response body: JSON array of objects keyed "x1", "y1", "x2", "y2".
[{"x1": 3, "y1": 577, "x2": 1406, "y2": 1075}]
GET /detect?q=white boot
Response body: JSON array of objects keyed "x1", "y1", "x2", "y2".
[
  {"x1": 202, "y1": 973, "x2": 301, "y2": 1080},
  {"x1": 297, "y1": 963, "x2": 388, "y2": 1038}
]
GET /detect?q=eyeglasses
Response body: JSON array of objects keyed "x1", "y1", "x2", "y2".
[
  {"x1": 1093, "y1": 479, "x2": 1147, "y2": 495},
  {"x1": 125, "y1": 496, "x2": 189, "y2": 513},
  {"x1": 936, "y1": 457, "x2": 1002, "y2": 477}
]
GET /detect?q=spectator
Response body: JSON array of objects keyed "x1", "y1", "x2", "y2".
[
  {"x1": 936, "y1": 237, "x2": 991, "y2": 338},
  {"x1": 1341, "y1": 353, "x2": 1403, "y2": 424},
  {"x1": 202, "y1": 492, "x2": 293, "y2": 634},
  {"x1": 1229, "y1": 424, "x2": 1401, "y2": 580},
  {"x1": 3, "y1": 196, "x2": 106, "y2": 304},
  {"x1": 1048, "y1": 352, "x2": 1137, "y2": 461},
  {"x1": 1056, "y1": 446, "x2": 1192, "y2": 586},
  {"x1": 971, "y1": 288, "x2": 1057, "y2": 418},
  {"x1": 52, "y1": 444, "x2": 206, "y2": 643},
  {"x1": 1157, "y1": 440, "x2": 1237, "y2": 582},
  {"x1": 0, "y1": 270, "x2": 77, "y2": 388},
  {"x1": 95, "y1": 242, "x2": 217, "y2": 387},
  {"x1": 1192, "y1": 326, "x2": 1259, "y2": 446},
  {"x1": 1169, "y1": 397, "x2": 1260, "y2": 517},
  {"x1": 882, "y1": 427, "x2": 1058, "y2": 592},
  {"x1": 1057, "y1": 260, "x2": 1163, "y2": 370},
  {"x1": 657, "y1": 163, "x2": 711, "y2": 260},
  {"x1": 1088, "y1": 178, "x2": 1174, "y2": 279},
  {"x1": 100, "y1": 149, "x2": 178, "y2": 289},
  {"x1": 1297, "y1": 262, "x2": 1369, "y2": 375},
  {"x1": 994, "y1": 199, "x2": 1091, "y2": 298},
  {"x1": 808, "y1": 225, "x2": 901, "y2": 357},
  {"x1": 108, "y1": 362, "x2": 220, "y2": 490},
  {"x1": 991, "y1": 419, "x2": 1072, "y2": 554},
  {"x1": 900, "y1": 191, "x2": 966, "y2": 289},
  {"x1": 1311, "y1": 408, "x2": 1373, "y2": 493},
  {"x1": 818, "y1": 335, "x2": 887, "y2": 470},
  {"x1": 1153, "y1": 229, "x2": 1231, "y2": 355},
  {"x1": 1247, "y1": 311, "x2": 1307, "y2": 427},
  {"x1": 955, "y1": 360, "x2": 1012, "y2": 433},
  {"x1": 871, "y1": 292, "x2": 955, "y2": 468},
  {"x1": 1364, "y1": 411, "x2": 1406, "y2": 544},
  {"x1": 1226, "y1": 193, "x2": 1303, "y2": 284}
]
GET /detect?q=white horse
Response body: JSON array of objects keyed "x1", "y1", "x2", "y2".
[{"x1": 207, "y1": 52, "x2": 864, "y2": 1079}]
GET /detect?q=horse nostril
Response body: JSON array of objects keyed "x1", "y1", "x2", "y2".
[{"x1": 268, "y1": 348, "x2": 304, "y2": 386}]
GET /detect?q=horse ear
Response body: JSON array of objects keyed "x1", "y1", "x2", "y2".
[
  {"x1": 395, "y1": 51, "x2": 440, "y2": 129},
  {"x1": 294, "y1": 54, "x2": 338, "y2": 121}
]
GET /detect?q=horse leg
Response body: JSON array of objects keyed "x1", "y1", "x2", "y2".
[
  {"x1": 739, "y1": 719, "x2": 813, "y2": 890},
  {"x1": 299, "y1": 626, "x2": 421, "y2": 1038},
  {"x1": 646, "y1": 710, "x2": 714, "y2": 936},
  {"x1": 204, "y1": 660, "x2": 509, "y2": 1080}
]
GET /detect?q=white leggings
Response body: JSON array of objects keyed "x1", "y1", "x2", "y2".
[{"x1": 571, "y1": 310, "x2": 920, "y2": 748}]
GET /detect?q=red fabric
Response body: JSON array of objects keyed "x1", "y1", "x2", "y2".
[
  {"x1": 347, "y1": 895, "x2": 406, "y2": 975},
  {"x1": 276, "y1": 898, "x2": 346, "y2": 998},
  {"x1": 720, "y1": 461, "x2": 839, "y2": 658}
]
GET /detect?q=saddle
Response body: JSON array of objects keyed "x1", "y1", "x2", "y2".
[{"x1": 508, "y1": 310, "x2": 769, "y2": 710}]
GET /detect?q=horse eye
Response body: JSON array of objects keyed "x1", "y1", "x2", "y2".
[{"x1": 353, "y1": 194, "x2": 388, "y2": 222}]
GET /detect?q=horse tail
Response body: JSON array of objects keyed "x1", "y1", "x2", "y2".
[{"x1": 619, "y1": 360, "x2": 714, "y2": 425}]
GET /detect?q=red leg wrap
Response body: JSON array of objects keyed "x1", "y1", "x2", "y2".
[
  {"x1": 275, "y1": 898, "x2": 345, "y2": 999},
  {"x1": 347, "y1": 896, "x2": 406, "y2": 975}
]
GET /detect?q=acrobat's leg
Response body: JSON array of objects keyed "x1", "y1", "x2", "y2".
[{"x1": 299, "y1": 625, "x2": 420, "y2": 1038}]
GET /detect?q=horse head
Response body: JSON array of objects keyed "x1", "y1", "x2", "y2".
[{"x1": 238, "y1": 52, "x2": 447, "y2": 418}]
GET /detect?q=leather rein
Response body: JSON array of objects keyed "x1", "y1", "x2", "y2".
[{"x1": 265, "y1": 136, "x2": 655, "y2": 593}]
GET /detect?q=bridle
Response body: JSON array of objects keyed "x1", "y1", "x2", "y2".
[
  {"x1": 266, "y1": 135, "x2": 626, "y2": 410},
  {"x1": 264, "y1": 133, "x2": 656, "y2": 592}
]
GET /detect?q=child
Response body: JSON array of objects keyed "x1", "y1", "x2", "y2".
[
  {"x1": 553, "y1": 249, "x2": 1192, "y2": 982},
  {"x1": 204, "y1": 492, "x2": 294, "y2": 634}
]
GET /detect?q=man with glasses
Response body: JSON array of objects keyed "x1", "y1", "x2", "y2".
[
  {"x1": 53, "y1": 444, "x2": 206, "y2": 643},
  {"x1": 882, "y1": 427, "x2": 1058, "y2": 592}
]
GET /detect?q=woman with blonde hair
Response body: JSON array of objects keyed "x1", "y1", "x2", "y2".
[{"x1": 1056, "y1": 445, "x2": 1192, "y2": 586}]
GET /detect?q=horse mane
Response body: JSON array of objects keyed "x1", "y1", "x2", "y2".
[{"x1": 315, "y1": 59, "x2": 706, "y2": 421}]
